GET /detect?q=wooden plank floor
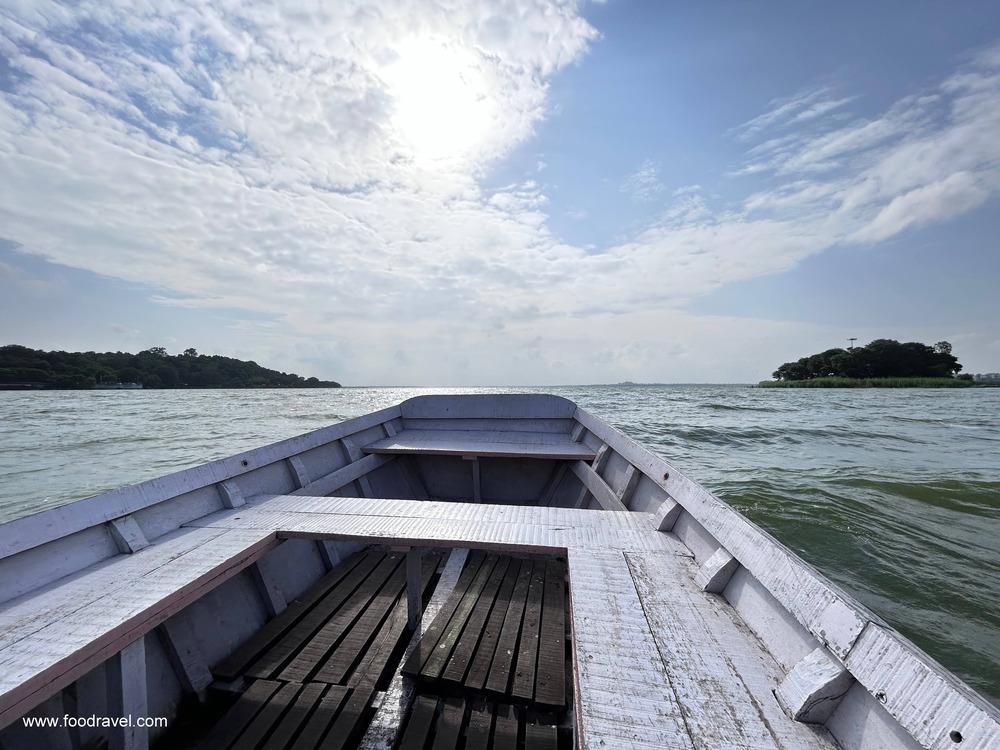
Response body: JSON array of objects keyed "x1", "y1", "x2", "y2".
[
  {"x1": 397, "y1": 696, "x2": 563, "y2": 750},
  {"x1": 214, "y1": 549, "x2": 438, "y2": 688},
  {"x1": 402, "y1": 553, "x2": 569, "y2": 710},
  {"x1": 195, "y1": 678, "x2": 375, "y2": 750}
]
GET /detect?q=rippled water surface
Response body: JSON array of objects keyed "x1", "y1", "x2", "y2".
[{"x1": 1, "y1": 385, "x2": 998, "y2": 702}]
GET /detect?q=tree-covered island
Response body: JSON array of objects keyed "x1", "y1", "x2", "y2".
[
  {"x1": 0, "y1": 345, "x2": 341, "y2": 389},
  {"x1": 761, "y1": 339, "x2": 972, "y2": 387}
]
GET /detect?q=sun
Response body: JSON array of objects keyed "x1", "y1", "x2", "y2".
[{"x1": 381, "y1": 37, "x2": 496, "y2": 165}]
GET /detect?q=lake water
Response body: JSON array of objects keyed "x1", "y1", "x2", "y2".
[{"x1": 1, "y1": 385, "x2": 997, "y2": 703}]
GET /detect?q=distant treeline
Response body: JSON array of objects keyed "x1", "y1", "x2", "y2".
[
  {"x1": 0, "y1": 345, "x2": 341, "y2": 389},
  {"x1": 771, "y1": 339, "x2": 963, "y2": 382}
]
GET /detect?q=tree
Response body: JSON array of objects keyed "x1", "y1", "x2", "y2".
[
  {"x1": 144, "y1": 346, "x2": 168, "y2": 357},
  {"x1": 771, "y1": 339, "x2": 963, "y2": 380},
  {"x1": 183, "y1": 348, "x2": 198, "y2": 357}
]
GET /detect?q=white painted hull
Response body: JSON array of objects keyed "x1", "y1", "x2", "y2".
[{"x1": 0, "y1": 394, "x2": 995, "y2": 749}]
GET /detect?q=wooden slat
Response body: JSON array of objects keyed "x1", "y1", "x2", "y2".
[
  {"x1": 398, "y1": 695, "x2": 437, "y2": 750},
  {"x1": 402, "y1": 552, "x2": 486, "y2": 676},
  {"x1": 441, "y1": 556, "x2": 512, "y2": 686},
  {"x1": 309, "y1": 684, "x2": 377, "y2": 750},
  {"x1": 235, "y1": 681, "x2": 302, "y2": 748},
  {"x1": 485, "y1": 560, "x2": 533, "y2": 697},
  {"x1": 244, "y1": 552, "x2": 386, "y2": 680},
  {"x1": 431, "y1": 697, "x2": 465, "y2": 750},
  {"x1": 243, "y1": 553, "x2": 384, "y2": 679},
  {"x1": 419, "y1": 555, "x2": 501, "y2": 680},
  {"x1": 534, "y1": 559, "x2": 567, "y2": 708},
  {"x1": 318, "y1": 554, "x2": 437, "y2": 687},
  {"x1": 525, "y1": 721, "x2": 559, "y2": 750},
  {"x1": 212, "y1": 550, "x2": 371, "y2": 681},
  {"x1": 363, "y1": 430, "x2": 597, "y2": 460},
  {"x1": 311, "y1": 564, "x2": 407, "y2": 684},
  {"x1": 511, "y1": 561, "x2": 546, "y2": 702},
  {"x1": 261, "y1": 681, "x2": 326, "y2": 750},
  {"x1": 292, "y1": 684, "x2": 350, "y2": 749},
  {"x1": 196, "y1": 679, "x2": 281, "y2": 750},
  {"x1": 493, "y1": 703, "x2": 519, "y2": 750},
  {"x1": 277, "y1": 555, "x2": 402, "y2": 682},
  {"x1": 464, "y1": 559, "x2": 524, "y2": 692},
  {"x1": 465, "y1": 701, "x2": 493, "y2": 747}
]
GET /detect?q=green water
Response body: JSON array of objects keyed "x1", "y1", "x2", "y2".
[{"x1": 1, "y1": 385, "x2": 997, "y2": 702}]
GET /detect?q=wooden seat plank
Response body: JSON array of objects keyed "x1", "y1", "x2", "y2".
[
  {"x1": 398, "y1": 694, "x2": 437, "y2": 750},
  {"x1": 402, "y1": 551, "x2": 486, "y2": 677},
  {"x1": 440, "y1": 556, "x2": 512, "y2": 686},
  {"x1": 213, "y1": 550, "x2": 370, "y2": 681},
  {"x1": 291, "y1": 684, "x2": 349, "y2": 750},
  {"x1": 418, "y1": 555, "x2": 501, "y2": 680},
  {"x1": 195, "y1": 678, "x2": 281, "y2": 750},
  {"x1": 484, "y1": 560, "x2": 533, "y2": 697},
  {"x1": 363, "y1": 429, "x2": 596, "y2": 460},
  {"x1": 511, "y1": 561, "x2": 546, "y2": 702},
  {"x1": 232, "y1": 680, "x2": 302, "y2": 748},
  {"x1": 533, "y1": 559, "x2": 567, "y2": 708},
  {"x1": 464, "y1": 559, "x2": 523, "y2": 692},
  {"x1": 279, "y1": 555, "x2": 402, "y2": 682},
  {"x1": 430, "y1": 697, "x2": 465, "y2": 750},
  {"x1": 245, "y1": 552, "x2": 385, "y2": 679}
]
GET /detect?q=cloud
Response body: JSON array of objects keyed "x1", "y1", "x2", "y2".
[
  {"x1": 620, "y1": 159, "x2": 665, "y2": 202},
  {"x1": 0, "y1": 2, "x2": 998, "y2": 383}
]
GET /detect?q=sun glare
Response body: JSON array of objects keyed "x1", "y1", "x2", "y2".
[{"x1": 382, "y1": 37, "x2": 496, "y2": 165}]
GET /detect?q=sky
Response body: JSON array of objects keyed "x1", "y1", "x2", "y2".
[{"x1": 1, "y1": 1, "x2": 999, "y2": 385}]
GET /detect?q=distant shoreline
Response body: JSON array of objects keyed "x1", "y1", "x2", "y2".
[{"x1": 757, "y1": 377, "x2": 991, "y2": 388}]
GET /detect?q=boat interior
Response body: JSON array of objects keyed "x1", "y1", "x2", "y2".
[{"x1": 0, "y1": 394, "x2": 996, "y2": 750}]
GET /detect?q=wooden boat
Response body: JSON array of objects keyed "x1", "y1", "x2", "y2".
[{"x1": 0, "y1": 394, "x2": 996, "y2": 749}]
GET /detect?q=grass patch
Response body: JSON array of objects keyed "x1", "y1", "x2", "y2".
[{"x1": 758, "y1": 377, "x2": 976, "y2": 388}]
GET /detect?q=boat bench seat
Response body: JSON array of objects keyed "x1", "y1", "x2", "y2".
[
  {"x1": 363, "y1": 429, "x2": 596, "y2": 460},
  {"x1": 0, "y1": 526, "x2": 277, "y2": 730}
]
